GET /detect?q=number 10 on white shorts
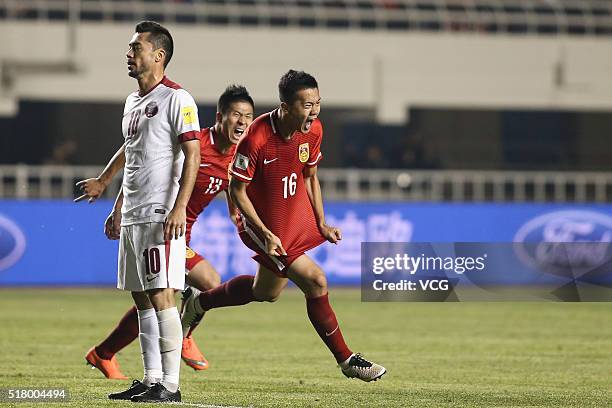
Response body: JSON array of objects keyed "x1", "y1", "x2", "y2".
[{"x1": 117, "y1": 222, "x2": 186, "y2": 292}]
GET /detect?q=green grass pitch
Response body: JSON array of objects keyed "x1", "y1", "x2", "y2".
[{"x1": 0, "y1": 288, "x2": 611, "y2": 407}]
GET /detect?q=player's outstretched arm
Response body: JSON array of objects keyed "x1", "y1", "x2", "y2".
[
  {"x1": 229, "y1": 177, "x2": 287, "y2": 256},
  {"x1": 303, "y1": 165, "x2": 341, "y2": 244},
  {"x1": 74, "y1": 143, "x2": 126, "y2": 203},
  {"x1": 165, "y1": 139, "x2": 200, "y2": 241}
]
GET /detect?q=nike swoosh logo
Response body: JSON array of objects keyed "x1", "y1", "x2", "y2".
[
  {"x1": 325, "y1": 325, "x2": 339, "y2": 337},
  {"x1": 182, "y1": 357, "x2": 208, "y2": 367},
  {"x1": 146, "y1": 276, "x2": 157, "y2": 282},
  {"x1": 263, "y1": 158, "x2": 278, "y2": 165},
  {"x1": 200, "y1": 163, "x2": 211, "y2": 167}
]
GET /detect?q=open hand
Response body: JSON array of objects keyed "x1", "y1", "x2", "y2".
[
  {"x1": 74, "y1": 178, "x2": 106, "y2": 203},
  {"x1": 164, "y1": 207, "x2": 186, "y2": 241}
]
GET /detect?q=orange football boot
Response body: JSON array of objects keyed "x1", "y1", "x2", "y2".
[
  {"x1": 85, "y1": 347, "x2": 128, "y2": 380},
  {"x1": 181, "y1": 337, "x2": 209, "y2": 371}
]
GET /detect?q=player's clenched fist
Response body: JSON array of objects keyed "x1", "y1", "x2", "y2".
[
  {"x1": 164, "y1": 207, "x2": 186, "y2": 241},
  {"x1": 104, "y1": 211, "x2": 121, "y2": 240},
  {"x1": 74, "y1": 178, "x2": 106, "y2": 203},
  {"x1": 263, "y1": 230, "x2": 287, "y2": 256},
  {"x1": 319, "y1": 223, "x2": 342, "y2": 244}
]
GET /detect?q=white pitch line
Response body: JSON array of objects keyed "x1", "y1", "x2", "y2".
[{"x1": 171, "y1": 402, "x2": 253, "y2": 408}]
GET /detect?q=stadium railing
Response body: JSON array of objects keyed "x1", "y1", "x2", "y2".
[
  {"x1": 1, "y1": 0, "x2": 612, "y2": 36},
  {"x1": 0, "y1": 165, "x2": 610, "y2": 203}
]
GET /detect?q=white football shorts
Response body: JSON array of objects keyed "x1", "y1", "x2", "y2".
[{"x1": 117, "y1": 222, "x2": 186, "y2": 292}]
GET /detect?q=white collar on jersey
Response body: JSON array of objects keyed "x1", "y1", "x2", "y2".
[
  {"x1": 209, "y1": 126, "x2": 216, "y2": 144},
  {"x1": 269, "y1": 109, "x2": 280, "y2": 135}
]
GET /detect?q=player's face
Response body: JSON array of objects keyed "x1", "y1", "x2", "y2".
[
  {"x1": 286, "y1": 87, "x2": 321, "y2": 133},
  {"x1": 220, "y1": 101, "x2": 254, "y2": 144},
  {"x1": 125, "y1": 32, "x2": 159, "y2": 78}
]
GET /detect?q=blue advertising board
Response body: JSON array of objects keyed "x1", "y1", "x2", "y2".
[{"x1": 0, "y1": 200, "x2": 610, "y2": 286}]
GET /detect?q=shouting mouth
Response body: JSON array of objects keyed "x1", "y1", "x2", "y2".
[
  {"x1": 303, "y1": 118, "x2": 315, "y2": 132},
  {"x1": 232, "y1": 127, "x2": 245, "y2": 140}
]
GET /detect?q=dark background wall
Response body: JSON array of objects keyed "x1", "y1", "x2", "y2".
[{"x1": 0, "y1": 101, "x2": 610, "y2": 170}]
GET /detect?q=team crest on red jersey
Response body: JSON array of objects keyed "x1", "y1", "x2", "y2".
[
  {"x1": 185, "y1": 247, "x2": 196, "y2": 259},
  {"x1": 299, "y1": 143, "x2": 310, "y2": 163},
  {"x1": 145, "y1": 101, "x2": 158, "y2": 118}
]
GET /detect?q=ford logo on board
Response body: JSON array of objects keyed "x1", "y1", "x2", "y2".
[
  {"x1": 0, "y1": 214, "x2": 26, "y2": 271},
  {"x1": 514, "y1": 210, "x2": 612, "y2": 278}
]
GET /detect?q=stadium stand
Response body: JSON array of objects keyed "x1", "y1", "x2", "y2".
[
  {"x1": 1, "y1": 0, "x2": 612, "y2": 36},
  {"x1": 0, "y1": 1, "x2": 610, "y2": 203}
]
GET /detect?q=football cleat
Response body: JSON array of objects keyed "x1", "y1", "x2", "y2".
[
  {"x1": 180, "y1": 287, "x2": 205, "y2": 337},
  {"x1": 85, "y1": 346, "x2": 128, "y2": 380},
  {"x1": 182, "y1": 336, "x2": 209, "y2": 371},
  {"x1": 340, "y1": 353, "x2": 387, "y2": 382},
  {"x1": 108, "y1": 380, "x2": 150, "y2": 400},
  {"x1": 130, "y1": 383, "x2": 181, "y2": 403}
]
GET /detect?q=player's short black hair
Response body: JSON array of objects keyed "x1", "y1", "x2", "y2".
[
  {"x1": 217, "y1": 84, "x2": 255, "y2": 115},
  {"x1": 278, "y1": 70, "x2": 318, "y2": 104},
  {"x1": 135, "y1": 21, "x2": 173, "y2": 68}
]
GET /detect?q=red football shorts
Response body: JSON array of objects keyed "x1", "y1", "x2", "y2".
[{"x1": 238, "y1": 230, "x2": 302, "y2": 278}]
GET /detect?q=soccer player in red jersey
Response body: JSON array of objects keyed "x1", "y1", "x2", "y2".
[
  {"x1": 85, "y1": 85, "x2": 254, "y2": 380},
  {"x1": 182, "y1": 70, "x2": 386, "y2": 382}
]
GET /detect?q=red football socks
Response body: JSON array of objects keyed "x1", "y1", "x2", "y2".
[
  {"x1": 96, "y1": 306, "x2": 139, "y2": 359},
  {"x1": 195, "y1": 277, "x2": 353, "y2": 363},
  {"x1": 306, "y1": 293, "x2": 353, "y2": 363},
  {"x1": 198, "y1": 275, "x2": 256, "y2": 311}
]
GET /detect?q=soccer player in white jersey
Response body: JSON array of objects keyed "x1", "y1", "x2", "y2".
[{"x1": 75, "y1": 21, "x2": 200, "y2": 403}]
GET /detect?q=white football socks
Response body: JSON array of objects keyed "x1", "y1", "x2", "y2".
[
  {"x1": 137, "y1": 308, "x2": 163, "y2": 386},
  {"x1": 157, "y1": 307, "x2": 182, "y2": 393}
]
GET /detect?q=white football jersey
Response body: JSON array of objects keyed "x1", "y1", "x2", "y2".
[{"x1": 121, "y1": 77, "x2": 200, "y2": 226}]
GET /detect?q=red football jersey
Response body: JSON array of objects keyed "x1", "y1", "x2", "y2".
[
  {"x1": 230, "y1": 110, "x2": 325, "y2": 256},
  {"x1": 185, "y1": 127, "x2": 236, "y2": 244}
]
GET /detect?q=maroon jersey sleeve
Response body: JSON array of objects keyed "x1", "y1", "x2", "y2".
[
  {"x1": 305, "y1": 119, "x2": 323, "y2": 167},
  {"x1": 229, "y1": 125, "x2": 263, "y2": 184}
]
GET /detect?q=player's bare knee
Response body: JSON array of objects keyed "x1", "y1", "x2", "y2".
[
  {"x1": 208, "y1": 273, "x2": 221, "y2": 289},
  {"x1": 260, "y1": 294, "x2": 280, "y2": 303},
  {"x1": 131, "y1": 291, "x2": 152, "y2": 310},
  {"x1": 308, "y1": 270, "x2": 327, "y2": 292},
  {"x1": 265, "y1": 292, "x2": 281, "y2": 302},
  {"x1": 253, "y1": 288, "x2": 281, "y2": 302},
  {"x1": 302, "y1": 271, "x2": 327, "y2": 298},
  {"x1": 147, "y1": 288, "x2": 176, "y2": 311}
]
